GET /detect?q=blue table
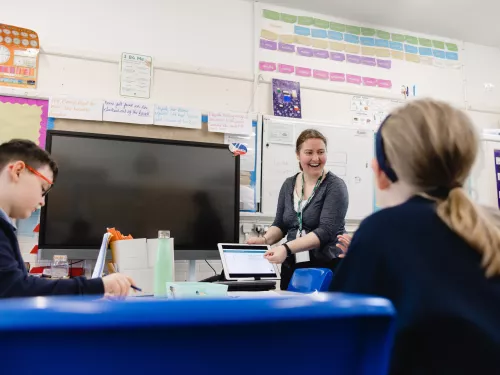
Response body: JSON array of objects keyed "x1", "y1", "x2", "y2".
[{"x1": 0, "y1": 294, "x2": 395, "y2": 374}]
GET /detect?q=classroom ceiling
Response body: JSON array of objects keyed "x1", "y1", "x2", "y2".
[{"x1": 251, "y1": 0, "x2": 499, "y2": 47}]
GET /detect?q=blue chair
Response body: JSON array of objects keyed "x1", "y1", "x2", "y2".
[
  {"x1": 288, "y1": 267, "x2": 333, "y2": 293},
  {"x1": 0, "y1": 294, "x2": 395, "y2": 375}
]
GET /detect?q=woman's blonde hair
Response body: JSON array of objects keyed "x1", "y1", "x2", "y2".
[{"x1": 382, "y1": 99, "x2": 500, "y2": 277}]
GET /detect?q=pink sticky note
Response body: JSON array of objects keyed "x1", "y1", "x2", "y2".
[
  {"x1": 346, "y1": 74, "x2": 362, "y2": 84},
  {"x1": 259, "y1": 61, "x2": 276, "y2": 72},
  {"x1": 313, "y1": 70, "x2": 329, "y2": 80},
  {"x1": 363, "y1": 77, "x2": 377, "y2": 86},
  {"x1": 278, "y1": 64, "x2": 294, "y2": 74},
  {"x1": 377, "y1": 79, "x2": 392, "y2": 88},
  {"x1": 330, "y1": 72, "x2": 346, "y2": 82},
  {"x1": 295, "y1": 67, "x2": 312, "y2": 77}
]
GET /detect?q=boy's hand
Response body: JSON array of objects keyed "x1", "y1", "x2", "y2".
[{"x1": 102, "y1": 273, "x2": 135, "y2": 298}]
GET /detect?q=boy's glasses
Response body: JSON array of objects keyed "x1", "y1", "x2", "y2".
[{"x1": 25, "y1": 164, "x2": 53, "y2": 197}]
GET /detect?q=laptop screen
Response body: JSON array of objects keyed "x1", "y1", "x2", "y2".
[{"x1": 221, "y1": 245, "x2": 278, "y2": 279}]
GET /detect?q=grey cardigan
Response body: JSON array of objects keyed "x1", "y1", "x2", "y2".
[{"x1": 271, "y1": 171, "x2": 349, "y2": 262}]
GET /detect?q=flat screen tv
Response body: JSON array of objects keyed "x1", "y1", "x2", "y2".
[{"x1": 39, "y1": 131, "x2": 240, "y2": 260}]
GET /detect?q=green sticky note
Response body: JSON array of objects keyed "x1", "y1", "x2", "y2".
[
  {"x1": 391, "y1": 33, "x2": 405, "y2": 42},
  {"x1": 298, "y1": 16, "x2": 314, "y2": 25},
  {"x1": 446, "y1": 43, "x2": 459, "y2": 52},
  {"x1": 330, "y1": 22, "x2": 346, "y2": 32},
  {"x1": 360, "y1": 27, "x2": 376, "y2": 36},
  {"x1": 419, "y1": 38, "x2": 433, "y2": 47},
  {"x1": 314, "y1": 18, "x2": 330, "y2": 29},
  {"x1": 280, "y1": 13, "x2": 297, "y2": 23},
  {"x1": 432, "y1": 40, "x2": 445, "y2": 49},
  {"x1": 346, "y1": 25, "x2": 361, "y2": 35},
  {"x1": 405, "y1": 35, "x2": 419, "y2": 45},
  {"x1": 263, "y1": 9, "x2": 280, "y2": 21},
  {"x1": 376, "y1": 30, "x2": 391, "y2": 40}
]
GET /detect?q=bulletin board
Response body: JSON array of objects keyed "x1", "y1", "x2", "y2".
[{"x1": 0, "y1": 95, "x2": 48, "y2": 147}]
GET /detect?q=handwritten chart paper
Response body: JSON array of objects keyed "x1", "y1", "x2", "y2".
[
  {"x1": 208, "y1": 112, "x2": 252, "y2": 135},
  {"x1": 49, "y1": 97, "x2": 103, "y2": 121},
  {"x1": 120, "y1": 53, "x2": 152, "y2": 99},
  {"x1": 154, "y1": 105, "x2": 201, "y2": 129},
  {"x1": 103, "y1": 100, "x2": 153, "y2": 125}
]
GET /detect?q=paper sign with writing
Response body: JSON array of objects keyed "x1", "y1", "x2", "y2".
[
  {"x1": 120, "y1": 53, "x2": 152, "y2": 99},
  {"x1": 154, "y1": 105, "x2": 201, "y2": 129},
  {"x1": 103, "y1": 100, "x2": 153, "y2": 125},
  {"x1": 207, "y1": 112, "x2": 252, "y2": 135},
  {"x1": 49, "y1": 97, "x2": 103, "y2": 121}
]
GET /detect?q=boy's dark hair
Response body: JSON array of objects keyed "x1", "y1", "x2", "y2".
[{"x1": 0, "y1": 139, "x2": 58, "y2": 182}]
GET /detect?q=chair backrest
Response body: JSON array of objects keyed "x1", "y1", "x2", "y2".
[
  {"x1": 287, "y1": 268, "x2": 333, "y2": 293},
  {"x1": 0, "y1": 294, "x2": 395, "y2": 375}
]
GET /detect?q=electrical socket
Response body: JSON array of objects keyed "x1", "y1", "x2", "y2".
[{"x1": 241, "y1": 223, "x2": 253, "y2": 234}]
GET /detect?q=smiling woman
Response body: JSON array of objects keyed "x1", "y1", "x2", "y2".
[{"x1": 248, "y1": 129, "x2": 350, "y2": 289}]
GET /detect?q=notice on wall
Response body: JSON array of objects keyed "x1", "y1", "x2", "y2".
[
  {"x1": 154, "y1": 105, "x2": 201, "y2": 129},
  {"x1": 49, "y1": 97, "x2": 103, "y2": 121},
  {"x1": 103, "y1": 100, "x2": 153, "y2": 125},
  {"x1": 120, "y1": 53, "x2": 152, "y2": 99},
  {"x1": 207, "y1": 111, "x2": 252, "y2": 135}
]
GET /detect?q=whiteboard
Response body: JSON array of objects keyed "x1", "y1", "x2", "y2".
[
  {"x1": 470, "y1": 136, "x2": 500, "y2": 209},
  {"x1": 261, "y1": 116, "x2": 375, "y2": 220}
]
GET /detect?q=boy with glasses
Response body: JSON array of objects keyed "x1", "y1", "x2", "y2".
[{"x1": 0, "y1": 139, "x2": 134, "y2": 298}]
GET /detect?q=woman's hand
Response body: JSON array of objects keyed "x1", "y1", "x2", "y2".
[
  {"x1": 264, "y1": 245, "x2": 287, "y2": 264},
  {"x1": 247, "y1": 236, "x2": 266, "y2": 245},
  {"x1": 336, "y1": 234, "x2": 352, "y2": 258}
]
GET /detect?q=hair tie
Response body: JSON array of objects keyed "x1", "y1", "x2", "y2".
[{"x1": 426, "y1": 184, "x2": 462, "y2": 199}]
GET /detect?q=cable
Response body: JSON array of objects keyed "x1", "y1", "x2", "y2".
[{"x1": 205, "y1": 260, "x2": 217, "y2": 275}]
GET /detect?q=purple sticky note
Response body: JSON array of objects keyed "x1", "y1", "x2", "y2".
[
  {"x1": 363, "y1": 77, "x2": 377, "y2": 86},
  {"x1": 278, "y1": 64, "x2": 295, "y2": 74},
  {"x1": 361, "y1": 57, "x2": 376, "y2": 66},
  {"x1": 313, "y1": 49, "x2": 329, "y2": 59},
  {"x1": 377, "y1": 79, "x2": 392, "y2": 88},
  {"x1": 346, "y1": 54, "x2": 361, "y2": 64},
  {"x1": 313, "y1": 70, "x2": 329, "y2": 80},
  {"x1": 297, "y1": 47, "x2": 313, "y2": 57},
  {"x1": 330, "y1": 72, "x2": 346, "y2": 82},
  {"x1": 376, "y1": 59, "x2": 392, "y2": 69},
  {"x1": 259, "y1": 61, "x2": 276, "y2": 72},
  {"x1": 346, "y1": 74, "x2": 362, "y2": 84},
  {"x1": 260, "y1": 39, "x2": 277, "y2": 50},
  {"x1": 295, "y1": 67, "x2": 312, "y2": 77},
  {"x1": 279, "y1": 43, "x2": 295, "y2": 53},
  {"x1": 330, "y1": 52, "x2": 346, "y2": 62}
]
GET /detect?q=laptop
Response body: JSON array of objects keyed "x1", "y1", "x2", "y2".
[{"x1": 216, "y1": 243, "x2": 280, "y2": 291}]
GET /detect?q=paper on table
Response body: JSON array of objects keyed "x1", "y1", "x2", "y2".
[{"x1": 92, "y1": 233, "x2": 112, "y2": 279}]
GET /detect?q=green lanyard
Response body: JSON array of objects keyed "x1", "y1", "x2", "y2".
[{"x1": 297, "y1": 170, "x2": 324, "y2": 236}]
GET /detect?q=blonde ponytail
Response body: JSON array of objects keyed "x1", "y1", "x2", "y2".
[
  {"x1": 382, "y1": 99, "x2": 500, "y2": 278},
  {"x1": 434, "y1": 188, "x2": 500, "y2": 277}
]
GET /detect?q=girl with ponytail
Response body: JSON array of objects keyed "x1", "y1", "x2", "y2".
[{"x1": 330, "y1": 99, "x2": 500, "y2": 374}]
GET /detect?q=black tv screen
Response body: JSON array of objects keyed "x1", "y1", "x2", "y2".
[{"x1": 40, "y1": 131, "x2": 239, "y2": 255}]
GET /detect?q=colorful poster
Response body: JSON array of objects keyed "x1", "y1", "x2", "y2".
[
  {"x1": 120, "y1": 53, "x2": 153, "y2": 99},
  {"x1": 494, "y1": 150, "x2": 500, "y2": 209},
  {"x1": 0, "y1": 96, "x2": 48, "y2": 148},
  {"x1": 0, "y1": 24, "x2": 40, "y2": 89},
  {"x1": 272, "y1": 79, "x2": 302, "y2": 118}
]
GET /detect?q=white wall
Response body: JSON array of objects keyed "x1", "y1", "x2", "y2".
[{"x1": 4, "y1": 0, "x2": 500, "y2": 278}]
